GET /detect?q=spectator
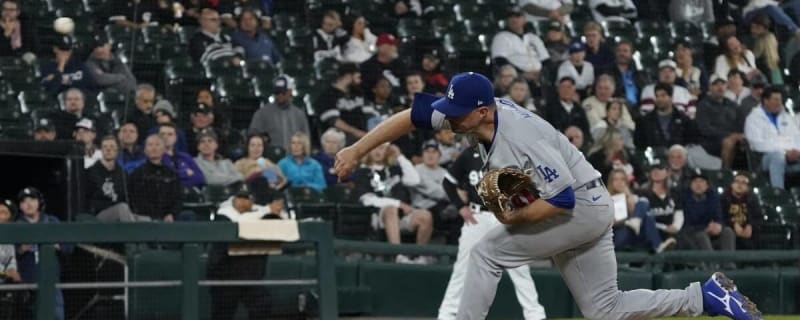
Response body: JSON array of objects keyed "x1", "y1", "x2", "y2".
[
  {"x1": 564, "y1": 125, "x2": 589, "y2": 153},
  {"x1": 492, "y1": 64, "x2": 519, "y2": 97},
  {"x1": 84, "y1": 135, "x2": 150, "y2": 222},
  {"x1": 312, "y1": 10, "x2": 348, "y2": 63},
  {"x1": 40, "y1": 36, "x2": 93, "y2": 96},
  {"x1": 589, "y1": 0, "x2": 637, "y2": 22},
  {"x1": 674, "y1": 40, "x2": 707, "y2": 98},
  {"x1": 557, "y1": 40, "x2": 594, "y2": 94},
  {"x1": 85, "y1": 34, "x2": 136, "y2": 94},
  {"x1": 149, "y1": 100, "x2": 189, "y2": 154},
  {"x1": 639, "y1": 60, "x2": 697, "y2": 118},
  {"x1": 186, "y1": 103, "x2": 226, "y2": 156},
  {"x1": 679, "y1": 171, "x2": 735, "y2": 251},
  {"x1": 353, "y1": 143, "x2": 432, "y2": 250},
  {"x1": 411, "y1": 142, "x2": 452, "y2": 227},
  {"x1": 219, "y1": 0, "x2": 270, "y2": 29},
  {"x1": 431, "y1": 128, "x2": 462, "y2": 167},
  {"x1": 400, "y1": 71, "x2": 426, "y2": 106},
  {"x1": 341, "y1": 14, "x2": 376, "y2": 64},
  {"x1": 75, "y1": 118, "x2": 101, "y2": 169},
  {"x1": 391, "y1": 0, "x2": 427, "y2": 18},
  {"x1": 696, "y1": 74, "x2": 745, "y2": 169},
  {"x1": 749, "y1": 14, "x2": 782, "y2": 84},
  {"x1": 542, "y1": 20, "x2": 570, "y2": 64},
  {"x1": 590, "y1": 99, "x2": 635, "y2": 149},
  {"x1": 582, "y1": 74, "x2": 635, "y2": 130},
  {"x1": 638, "y1": 161, "x2": 684, "y2": 241},
  {"x1": 666, "y1": 144, "x2": 693, "y2": 193},
  {"x1": 207, "y1": 189, "x2": 275, "y2": 320},
  {"x1": 195, "y1": 129, "x2": 243, "y2": 187},
  {"x1": 604, "y1": 40, "x2": 646, "y2": 106},
  {"x1": 420, "y1": 53, "x2": 448, "y2": 95},
  {"x1": 583, "y1": 22, "x2": 615, "y2": 70},
  {"x1": 234, "y1": 134, "x2": 287, "y2": 188},
  {"x1": 724, "y1": 69, "x2": 752, "y2": 106},
  {"x1": 196, "y1": 87, "x2": 230, "y2": 132},
  {"x1": 128, "y1": 134, "x2": 182, "y2": 221},
  {"x1": 277, "y1": 132, "x2": 326, "y2": 191},
  {"x1": 668, "y1": 0, "x2": 714, "y2": 25},
  {"x1": 587, "y1": 130, "x2": 635, "y2": 181},
  {"x1": 713, "y1": 35, "x2": 758, "y2": 80},
  {"x1": 313, "y1": 128, "x2": 348, "y2": 186},
  {"x1": 744, "y1": 87, "x2": 800, "y2": 189},
  {"x1": 0, "y1": 200, "x2": 20, "y2": 284},
  {"x1": 634, "y1": 83, "x2": 698, "y2": 149},
  {"x1": 32, "y1": 118, "x2": 56, "y2": 141},
  {"x1": 503, "y1": 78, "x2": 537, "y2": 113},
  {"x1": 608, "y1": 169, "x2": 676, "y2": 252},
  {"x1": 740, "y1": 75, "x2": 767, "y2": 110},
  {"x1": 366, "y1": 77, "x2": 395, "y2": 129},
  {"x1": 127, "y1": 84, "x2": 157, "y2": 144},
  {"x1": 107, "y1": 0, "x2": 173, "y2": 28},
  {"x1": 542, "y1": 77, "x2": 591, "y2": 140},
  {"x1": 230, "y1": 8, "x2": 281, "y2": 64},
  {"x1": 249, "y1": 76, "x2": 309, "y2": 150},
  {"x1": 117, "y1": 121, "x2": 145, "y2": 173},
  {"x1": 51, "y1": 88, "x2": 96, "y2": 140},
  {"x1": 158, "y1": 123, "x2": 205, "y2": 188},
  {"x1": 188, "y1": 7, "x2": 243, "y2": 65},
  {"x1": 14, "y1": 187, "x2": 73, "y2": 320},
  {"x1": 518, "y1": 0, "x2": 573, "y2": 23},
  {"x1": 316, "y1": 63, "x2": 370, "y2": 143},
  {"x1": 721, "y1": 172, "x2": 762, "y2": 249},
  {"x1": 491, "y1": 8, "x2": 549, "y2": 83},
  {"x1": 742, "y1": 0, "x2": 800, "y2": 36},
  {"x1": 0, "y1": 0, "x2": 37, "y2": 58},
  {"x1": 360, "y1": 33, "x2": 404, "y2": 94}
]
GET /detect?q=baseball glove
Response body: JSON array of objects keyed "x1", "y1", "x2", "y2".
[{"x1": 477, "y1": 168, "x2": 537, "y2": 223}]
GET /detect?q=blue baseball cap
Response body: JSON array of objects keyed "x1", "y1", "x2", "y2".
[
  {"x1": 568, "y1": 40, "x2": 586, "y2": 53},
  {"x1": 431, "y1": 72, "x2": 494, "y2": 118}
]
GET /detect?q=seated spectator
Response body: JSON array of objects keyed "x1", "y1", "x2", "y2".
[
  {"x1": 674, "y1": 40, "x2": 707, "y2": 98},
  {"x1": 316, "y1": 63, "x2": 370, "y2": 143},
  {"x1": 128, "y1": 134, "x2": 183, "y2": 222},
  {"x1": 608, "y1": 169, "x2": 676, "y2": 252},
  {"x1": 744, "y1": 87, "x2": 800, "y2": 189},
  {"x1": 75, "y1": 118, "x2": 101, "y2": 169},
  {"x1": 107, "y1": 0, "x2": 173, "y2": 28},
  {"x1": 724, "y1": 69, "x2": 752, "y2": 106},
  {"x1": 314, "y1": 128, "x2": 348, "y2": 186},
  {"x1": 249, "y1": 76, "x2": 309, "y2": 151},
  {"x1": 542, "y1": 20, "x2": 569, "y2": 64},
  {"x1": 0, "y1": 0, "x2": 37, "y2": 58},
  {"x1": 638, "y1": 161, "x2": 684, "y2": 241},
  {"x1": 158, "y1": 123, "x2": 205, "y2": 188},
  {"x1": 127, "y1": 84, "x2": 157, "y2": 144},
  {"x1": 85, "y1": 34, "x2": 136, "y2": 94},
  {"x1": 230, "y1": 8, "x2": 281, "y2": 64},
  {"x1": 491, "y1": 8, "x2": 549, "y2": 83},
  {"x1": 149, "y1": 100, "x2": 188, "y2": 153},
  {"x1": 587, "y1": 130, "x2": 635, "y2": 181},
  {"x1": 420, "y1": 53, "x2": 447, "y2": 95},
  {"x1": 0, "y1": 199, "x2": 20, "y2": 284},
  {"x1": 519, "y1": 0, "x2": 573, "y2": 23},
  {"x1": 234, "y1": 134, "x2": 287, "y2": 188},
  {"x1": 32, "y1": 118, "x2": 56, "y2": 141},
  {"x1": 666, "y1": 144, "x2": 693, "y2": 193},
  {"x1": 742, "y1": 0, "x2": 800, "y2": 36},
  {"x1": 604, "y1": 40, "x2": 647, "y2": 107},
  {"x1": 543, "y1": 77, "x2": 591, "y2": 140},
  {"x1": 582, "y1": 21, "x2": 615, "y2": 70},
  {"x1": 492, "y1": 64, "x2": 518, "y2": 97},
  {"x1": 696, "y1": 74, "x2": 745, "y2": 169},
  {"x1": 195, "y1": 129, "x2": 243, "y2": 187},
  {"x1": 582, "y1": 74, "x2": 635, "y2": 130},
  {"x1": 749, "y1": 14, "x2": 782, "y2": 84},
  {"x1": 40, "y1": 36, "x2": 93, "y2": 96},
  {"x1": 341, "y1": 14, "x2": 375, "y2": 64},
  {"x1": 741, "y1": 74, "x2": 767, "y2": 111},
  {"x1": 634, "y1": 84, "x2": 699, "y2": 149},
  {"x1": 117, "y1": 121, "x2": 145, "y2": 173},
  {"x1": 557, "y1": 40, "x2": 594, "y2": 94},
  {"x1": 219, "y1": 0, "x2": 270, "y2": 29},
  {"x1": 353, "y1": 143, "x2": 431, "y2": 249},
  {"x1": 503, "y1": 79, "x2": 537, "y2": 113},
  {"x1": 639, "y1": 60, "x2": 696, "y2": 118},
  {"x1": 590, "y1": 99, "x2": 634, "y2": 149},
  {"x1": 312, "y1": 10, "x2": 349, "y2": 63},
  {"x1": 84, "y1": 135, "x2": 150, "y2": 222},
  {"x1": 589, "y1": 0, "x2": 637, "y2": 22},
  {"x1": 360, "y1": 33, "x2": 404, "y2": 94},
  {"x1": 14, "y1": 187, "x2": 73, "y2": 320},
  {"x1": 679, "y1": 171, "x2": 735, "y2": 251},
  {"x1": 186, "y1": 103, "x2": 227, "y2": 156},
  {"x1": 278, "y1": 132, "x2": 326, "y2": 192},
  {"x1": 564, "y1": 125, "x2": 588, "y2": 153},
  {"x1": 431, "y1": 128, "x2": 462, "y2": 167},
  {"x1": 196, "y1": 87, "x2": 230, "y2": 132},
  {"x1": 399, "y1": 71, "x2": 426, "y2": 107},
  {"x1": 365, "y1": 77, "x2": 395, "y2": 129},
  {"x1": 188, "y1": 7, "x2": 243, "y2": 65},
  {"x1": 411, "y1": 142, "x2": 452, "y2": 230},
  {"x1": 668, "y1": 0, "x2": 714, "y2": 25},
  {"x1": 721, "y1": 173, "x2": 762, "y2": 249},
  {"x1": 713, "y1": 35, "x2": 758, "y2": 80},
  {"x1": 51, "y1": 88, "x2": 96, "y2": 140}
]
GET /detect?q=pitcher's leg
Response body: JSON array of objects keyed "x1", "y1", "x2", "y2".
[
  {"x1": 438, "y1": 218, "x2": 492, "y2": 320},
  {"x1": 507, "y1": 264, "x2": 547, "y2": 320},
  {"x1": 554, "y1": 229, "x2": 703, "y2": 320}
]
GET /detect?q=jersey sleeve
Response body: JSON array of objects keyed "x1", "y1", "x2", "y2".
[
  {"x1": 525, "y1": 139, "x2": 576, "y2": 200},
  {"x1": 410, "y1": 92, "x2": 448, "y2": 130}
]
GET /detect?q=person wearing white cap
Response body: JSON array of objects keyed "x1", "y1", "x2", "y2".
[
  {"x1": 557, "y1": 39, "x2": 595, "y2": 94},
  {"x1": 639, "y1": 59, "x2": 697, "y2": 119},
  {"x1": 75, "y1": 118, "x2": 101, "y2": 169}
]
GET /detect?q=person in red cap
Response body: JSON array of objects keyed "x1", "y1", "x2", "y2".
[{"x1": 360, "y1": 33, "x2": 406, "y2": 100}]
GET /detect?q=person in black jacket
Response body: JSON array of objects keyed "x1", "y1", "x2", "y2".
[
  {"x1": 84, "y1": 135, "x2": 150, "y2": 222},
  {"x1": 720, "y1": 173, "x2": 763, "y2": 249},
  {"x1": 695, "y1": 74, "x2": 745, "y2": 169},
  {"x1": 40, "y1": 36, "x2": 93, "y2": 96},
  {"x1": 543, "y1": 76, "x2": 591, "y2": 142},
  {"x1": 634, "y1": 83, "x2": 699, "y2": 149},
  {"x1": 0, "y1": 0, "x2": 37, "y2": 58},
  {"x1": 126, "y1": 84, "x2": 157, "y2": 144},
  {"x1": 127, "y1": 134, "x2": 182, "y2": 222}
]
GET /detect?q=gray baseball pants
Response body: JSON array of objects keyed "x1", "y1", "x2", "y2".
[{"x1": 457, "y1": 184, "x2": 704, "y2": 320}]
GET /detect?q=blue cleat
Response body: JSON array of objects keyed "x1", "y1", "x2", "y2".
[{"x1": 703, "y1": 272, "x2": 763, "y2": 320}]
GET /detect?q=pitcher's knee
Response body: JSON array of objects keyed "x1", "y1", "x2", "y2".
[{"x1": 469, "y1": 239, "x2": 498, "y2": 265}]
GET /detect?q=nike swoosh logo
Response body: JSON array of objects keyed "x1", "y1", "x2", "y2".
[{"x1": 592, "y1": 195, "x2": 602, "y2": 202}]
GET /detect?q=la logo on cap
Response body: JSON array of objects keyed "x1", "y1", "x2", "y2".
[{"x1": 447, "y1": 86, "x2": 454, "y2": 99}]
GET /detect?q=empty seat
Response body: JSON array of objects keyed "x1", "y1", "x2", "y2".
[{"x1": 18, "y1": 90, "x2": 56, "y2": 114}]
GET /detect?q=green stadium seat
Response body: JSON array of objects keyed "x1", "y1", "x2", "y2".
[
  {"x1": 204, "y1": 58, "x2": 244, "y2": 79},
  {"x1": 701, "y1": 169, "x2": 734, "y2": 188},
  {"x1": 204, "y1": 184, "x2": 232, "y2": 204},
  {"x1": 244, "y1": 60, "x2": 276, "y2": 80},
  {"x1": 294, "y1": 202, "x2": 337, "y2": 221},
  {"x1": 18, "y1": 90, "x2": 56, "y2": 114},
  {"x1": 335, "y1": 204, "x2": 374, "y2": 240},
  {"x1": 288, "y1": 187, "x2": 325, "y2": 204},
  {"x1": 453, "y1": 3, "x2": 493, "y2": 21},
  {"x1": 314, "y1": 58, "x2": 339, "y2": 81},
  {"x1": 442, "y1": 33, "x2": 491, "y2": 74},
  {"x1": 285, "y1": 27, "x2": 313, "y2": 52},
  {"x1": 262, "y1": 145, "x2": 286, "y2": 163},
  {"x1": 432, "y1": 18, "x2": 462, "y2": 36},
  {"x1": 754, "y1": 223, "x2": 797, "y2": 249},
  {"x1": 759, "y1": 186, "x2": 793, "y2": 206},
  {"x1": 323, "y1": 185, "x2": 359, "y2": 204},
  {"x1": 271, "y1": 13, "x2": 303, "y2": 33},
  {"x1": 251, "y1": 75, "x2": 273, "y2": 99},
  {"x1": 105, "y1": 24, "x2": 135, "y2": 45},
  {"x1": 635, "y1": 21, "x2": 668, "y2": 39},
  {"x1": 463, "y1": 18, "x2": 497, "y2": 36},
  {"x1": 177, "y1": 25, "x2": 198, "y2": 45},
  {"x1": 602, "y1": 20, "x2": 635, "y2": 39},
  {"x1": 0, "y1": 121, "x2": 31, "y2": 139},
  {"x1": 669, "y1": 21, "x2": 702, "y2": 40}
]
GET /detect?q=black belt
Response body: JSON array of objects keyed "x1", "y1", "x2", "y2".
[{"x1": 577, "y1": 178, "x2": 604, "y2": 191}]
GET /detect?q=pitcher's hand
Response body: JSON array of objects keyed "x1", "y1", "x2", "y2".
[{"x1": 334, "y1": 145, "x2": 361, "y2": 181}]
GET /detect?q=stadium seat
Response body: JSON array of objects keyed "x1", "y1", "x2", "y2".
[
  {"x1": 669, "y1": 21, "x2": 702, "y2": 40},
  {"x1": 335, "y1": 204, "x2": 374, "y2": 240},
  {"x1": 294, "y1": 202, "x2": 337, "y2": 221},
  {"x1": 203, "y1": 184, "x2": 231, "y2": 204},
  {"x1": 176, "y1": 25, "x2": 198, "y2": 45},
  {"x1": 262, "y1": 145, "x2": 286, "y2": 163},
  {"x1": 244, "y1": 60, "x2": 277, "y2": 80},
  {"x1": 324, "y1": 185, "x2": 359, "y2": 204},
  {"x1": 602, "y1": 20, "x2": 635, "y2": 39},
  {"x1": 453, "y1": 3, "x2": 493, "y2": 22},
  {"x1": 204, "y1": 59, "x2": 245, "y2": 79},
  {"x1": 252, "y1": 75, "x2": 273, "y2": 99},
  {"x1": 463, "y1": 18, "x2": 497, "y2": 36},
  {"x1": 18, "y1": 90, "x2": 56, "y2": 114}
]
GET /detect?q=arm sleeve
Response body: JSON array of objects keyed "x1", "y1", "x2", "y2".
[
  {"x1": 526, "y1": 138, "x2": 577, "y2": 199},
  {"x1": 410, "y1": 92, "x2": 448, "y2": 130},
  {"x1": 360, "y1": 193, "x2": 401, "y2": 208},
  {"x1": 671, "y1": 209, "x2": 685, "y2": 232},
  {"x1": 532, "y1": 36, "x2": 550, "y2": 62},
  {"x1": 40, "y1": 67, "x2": 63, "y2": 95},
  {"x1": 545, "y1": 186, "x2": 576, "y2": 209},
  {"x1": 397, "y1": 155, "x2": 421, "y2": 186},
  {"x1": 309, "y1": 161, "x2": 327, "y2": 191},
  {"x1": 711, "y1": 193, "x2": 723, "y2": 224},
  {"x1": 86, "y1": 60, "x2": 125, "y2": 87},
  {"x1": 442, "y1": 176, "x2": 466, "y2": 209},
  {"x1": 744, "y1": 113, "x2": 778, "y2": 153}
]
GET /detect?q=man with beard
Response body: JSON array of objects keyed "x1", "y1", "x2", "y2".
[{"x1": 315, "y1": 63, "x2": 371, "y2": 144}]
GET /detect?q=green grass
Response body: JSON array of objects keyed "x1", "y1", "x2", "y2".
[{"x1": 554, "y1": 317, "x2": 800, "y2": 320}]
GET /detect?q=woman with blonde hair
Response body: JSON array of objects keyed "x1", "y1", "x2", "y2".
[
  {"x1": 234, "y1": 134, "x2": 287, "y2": 190},
  {"x1": 750, "y1": 14, "x2": 783, "y2": 84},
  {"x1": 587, "y1": 129, "x2": 635, "y2": 182},
  {"x1": 581, "y1": 75, "x2": 635, "y2": 129},
  {"x1": 278, "y1": 132, "x2": 327, "y2": 192},
  {"x1": 713, "y1": 35, "x2": 758, "y2": 79},
  {"x1": 492, "y1": 64, "x2": 518, "y2": 97}
]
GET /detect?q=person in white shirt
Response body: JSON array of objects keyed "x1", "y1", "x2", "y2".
[
  {"x1": 744, "y1": 87, "x2": 800, "y2": 189},
  {"x1": 75, "y1": 118, "x2": 101, "y2": 169},
  {"x1": 557, "y1": 40, "x2": 594, "y2": 94},
  {"x1": 518, "y1": 0, "x2": 573, "y2": 23},
  {"x1": 341, "y1": 14, "x2": 376, "y2": 64},
  {"x1": 639, "y1": 60, "x2": 697, "y2": 118},
  {"x1": 589, "y1": 0, "x2": 637, "y2": 22},
  {"x1": 582, "y1": 74, "x2": 636, "y2": 130},
  {"x1": 491, "y1": 8, "x2": 550, "y2": 82},
  {"x1": 723, "y1": 69, "x2": 752, "y2": 106},
  {"x1": 713, "y1": 35, "x2": 758, "y2": 80}
]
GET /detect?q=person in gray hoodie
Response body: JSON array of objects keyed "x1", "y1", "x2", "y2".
[
  {"x1": 668, "y1": 0, "x2": 715, "y2": 26},
  {"x1": 85, "y1": 34, "x2": 136, "y2": 94}
]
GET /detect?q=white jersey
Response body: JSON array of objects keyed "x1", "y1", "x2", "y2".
[{"x1": 411, "y1": 97, "x2": 600, "y2": 200}]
